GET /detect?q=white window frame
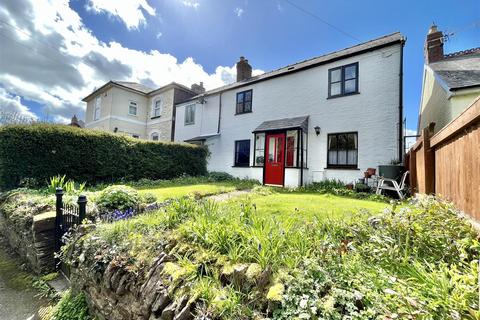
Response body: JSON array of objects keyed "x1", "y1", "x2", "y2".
[
  {"x1": 128, "y1": 101, "x2": 138, "y2": 116},
  {"x1": 94, "y1": 96, "x2": 101, "y2": 120},
  {"x1": 152, "y1": 99, "x2": 162, "y2": 118},
  {"x1": 184, "y1": 104, "x2": 195, "y2": 125}
]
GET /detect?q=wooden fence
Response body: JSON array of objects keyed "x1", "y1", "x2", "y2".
[{"x1": 405, "y1": 96, "x2": 480, "y2": 221}]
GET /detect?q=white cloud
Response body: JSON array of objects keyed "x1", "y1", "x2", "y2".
[
  {"x1": 156, "y1": 31, "x2": 163, "y2": 39},
  {"x1": 234, "y1": 7, "x2": 244, "y2": 17},
  {"x1": 0, "y1": 0, "x2": 264, "y2": 122},
  {"x1": 0, "y1": 87, "x2": 38, "y2": 119},
  {"x1": 182, "y1": 0, "x2": 200, "y2": 9},
  {"x1": 86, "y1": 0, "x2": 156, "y2": 30}
]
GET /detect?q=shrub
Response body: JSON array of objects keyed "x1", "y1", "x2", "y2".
[
  {"x1": 47, "y1": 175, "x2": 86, "y2": 195},
  {"x1": 208, "y1": 171, "x2": 235, "y2": 181},
  {"x1": 51, "y1": 290, "x2": 91, "y2": 320},
  {"x1": 96, "y1": 185, "x2": 140, "y2": 212},
  {"x1": 0, "y1": 124, "x2": 208, "y2": 189},
  {"x1": 140, "y1": 192, "x2": 157, "y2": 204}
]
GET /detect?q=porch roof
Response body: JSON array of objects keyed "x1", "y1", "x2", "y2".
[
  {"x1": 252, "y1": 115, "x2": 309, "y2": 133},
  {"x1": 184, "y1": 133, "x2": 220, "y2": 142}
]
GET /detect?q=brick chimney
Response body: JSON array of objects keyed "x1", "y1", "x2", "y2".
[
  {"x1": 191, "y1": 82, "x2": 205, "y2": 94},
  {"x1": 236, "y1": 56, "x2": 252, "y2": 82},
  {"x1": 425, "y1": 24, "x2": 444, "y2": 64}
]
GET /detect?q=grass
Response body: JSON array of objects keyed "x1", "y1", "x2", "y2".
[
  {"x1": 225, "y1": 191, "x2": 389, "y2": 222},
  {"x1": 72, "y1": 192, "x2": 479, "y2": 319},
  {"x1": 137, "y1": 183, "x2": 237, "y2": 201}
]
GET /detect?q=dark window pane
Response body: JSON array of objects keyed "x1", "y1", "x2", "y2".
[
  {"x1": 328, "y1": 135, "x2": 337, "y2": 150},
  {"x1": 237, "y1": 93, "x2": 244, "y2": 103},
  {"x1": 330, "y1": 82, "x2": 341, "y2": 96},
  {"x1": 245, "y1": 90, "x2": 252, "y2": 101},
  {"x1": 235, "y1": 140, "x2": 250, "y2": 166},
  {"x1": 330, "y1": 68, "x2": 341, "y2": 82},
  {"x1": 344, "y1": 79, "x2": 357, "y2": 93},
  {"x1": 244, "y1": 101, "x2": 252, "y2": 112},
  {"x1": 344, "y1": 65, "x2": 357, "y2": 79},
  {"x1": 328, "y1": 133, "x2": 358, "y2": 167}
]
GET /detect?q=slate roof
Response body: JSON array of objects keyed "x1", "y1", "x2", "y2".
[
  {"x1": 184, "y1": 133, "x2": 221, "y2": 142},
  {"x1": 112, "y1": 81, "x2": 154, "y2": 94},
  {"x1": 253, "y1": 116, "x2": 309, "y2": 133},
  {"x1": 179, "y1": 32, "x2": 404, "y2": 103},
  {"x1": 430, "y1": 48, "x2": 480, "y2": 90}
]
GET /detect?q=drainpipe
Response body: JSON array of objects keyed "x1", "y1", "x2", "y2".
[
  {"x1": 398, "y1": 39, "x2": 405, "y2": 162},
  {"x1": 217, "y1": 92, "x2": 222, "y2": 134}
]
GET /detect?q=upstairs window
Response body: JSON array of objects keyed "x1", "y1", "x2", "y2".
[
  {"x1": 234, "y1": 140, "x2": 250, "y2": 167},
  {"x1": 327, "y1": 132, "x2": 358, "y2": 168},
  {"x1": 153, "y1": 100, "x2": 162, "y2": 118},
  {"x1": 94, "y1": 96, "x2": 101, "y2": 120},
  {"x1": 236, "y1": 90, "x2": 252, "y2": 114},
  {"x1": 185, "y1": 104, "x2": 195, "y2": 125},
  {"x1": 129, "y1": 101, "x2": 138, "y2": 116},
  {"x1": 328, "y1": 63, "x2": 359, "y2": 98}
]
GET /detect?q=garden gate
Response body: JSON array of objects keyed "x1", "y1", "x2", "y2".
[{"x1": 55, "y1": 187, "x2": 87, "y2": 277}]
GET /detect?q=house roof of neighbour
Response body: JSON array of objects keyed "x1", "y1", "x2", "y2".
[
  {"x1": 82, "y1": 80, "x2": 195, "y2": 102},
  {"x1": 253, "y1": 115, "x2": 309, "y2": 133},
  {"x1": 179, "y1": 32, "x2": 405, "y2": 104},
  {"x1": 430, "y1": 48, "x2": 480, "y2": 90}
]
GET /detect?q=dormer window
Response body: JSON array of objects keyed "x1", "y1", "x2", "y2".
[
  {"x1": 236, "y1": 90, "x2": 252, "y2": 114},
  {"x1": 129, "y1": 101, "x2": 138, "y2": 116},
  {"x1": 153, "y1": 100, "x2": 162, "y2": 118},
  {"x1": 328, "y1": 63, "x2": 359, "y2": 98}
]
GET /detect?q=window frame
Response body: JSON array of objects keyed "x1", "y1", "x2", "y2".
[
  {"x1": 152, "y1": 99, "x2": 162, "y2": 118},
  {"x1": 233, "y1": 139, "x2": 251, "y2": 167},
  {"x1": 94, "y1": 96, "x2": 101, "y2": 120},
  {"x1": 253, "y1": 133, "x2": 265, "y2": 167},
  {"x1": 184, "y1": 104, "x2": 195, "y2": 125},
  {"x1": 235, "y1": 89, "x2": 253, "y2": 115},
  {"x1": 328, "y1": 62, "x2": 359, "y2": 98},
  {"x1": 326, "y1": 131, "x2": 358, "y2": 169},
  {"x1": 128, "y1": 100, "x2": 138, "y2": 116}
]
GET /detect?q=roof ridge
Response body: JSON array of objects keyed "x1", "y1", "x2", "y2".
[{"x1": 444, "y1": 47, "x2": 480, "y2": 59}]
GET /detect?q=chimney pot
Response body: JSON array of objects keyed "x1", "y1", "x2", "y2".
[
  {"x1": 236, "y1": 56, "x2": 252, "y2": 82},
  {"x1": 191, "y1": 82, "x2": 205, "y2": 94}
]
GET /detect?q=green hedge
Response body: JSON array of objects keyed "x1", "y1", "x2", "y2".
[{"x1": 0, "y1": 124, "x2": 208, "y2": 189}]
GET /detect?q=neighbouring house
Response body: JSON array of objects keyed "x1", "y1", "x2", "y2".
[
  {"x1": 83, "y1": 81, "x2": 202, "y2": 140},
  {"x1": 417, "y1": 24, "x2": 480, "y2": 134},
  {"x1": 175, "y1": 33, "x2": 406, "y2": 187},
  {"x1": 69, "y1": 115, "x2": 85, "y2": 128}
]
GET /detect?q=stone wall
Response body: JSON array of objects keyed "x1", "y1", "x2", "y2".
[
  {"x1": 0, "y1": 211, "x2": 56, "y2": 274},
  {"x1": 71, "y1": 251, "x2": 194, "y2": 320}
]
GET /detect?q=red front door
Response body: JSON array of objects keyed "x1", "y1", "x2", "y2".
[{"x1": 264, "y1": 133, "x2": 285, "y2": 186}]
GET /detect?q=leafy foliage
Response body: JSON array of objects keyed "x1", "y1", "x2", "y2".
[
  {"x1": 95, "y1": 185, "x2": 140, "y2": 212},
  {"x1": 51, "y1": 290, "x2": 91, "y2": 320},
  {"x1": 47, "y1": 175, "x2": 86, "y2": 195},
  {"x1": 0, "y1": 124, "x2": 208, "y2": 189}
]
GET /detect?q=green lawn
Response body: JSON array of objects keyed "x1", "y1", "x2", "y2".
[
  {"x1": 137, "y1": 183, "x2": 237, "y2": 201},
  {"x1": 225, "y1": 191, "x2": 389, "y2": 222}
]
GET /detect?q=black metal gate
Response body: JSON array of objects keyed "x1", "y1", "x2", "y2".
[{"x1": 55, "y1": 187, "x2": 87, "y2": 278}]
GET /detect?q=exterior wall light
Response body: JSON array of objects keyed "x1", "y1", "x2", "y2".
[{"x1": 314, "y1": 126, "x2": 321, "y2": 136}]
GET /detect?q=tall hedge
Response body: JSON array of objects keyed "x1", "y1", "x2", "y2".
[{"x1": 0, "y1": 124, "x2": 208, "y2": 189}]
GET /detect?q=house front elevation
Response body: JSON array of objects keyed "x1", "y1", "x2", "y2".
[
  {"x1": 83, "y1": 81, "x2": 201, "y2": 140},
  {"x1": 175, "y1": 33, "x2": 406, "y2": 187}
]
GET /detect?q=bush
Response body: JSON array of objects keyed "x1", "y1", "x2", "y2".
[
  {"x1": 208, "y1": 171, "x2": 235, "y2": 181},
  {"x1": 140, "y1": 192, "x2": 157, "y2": 204},
  {"x1": 51, "y1": 290, "x2": 91, "y2": 320},
  {"x1": 0, "y1": 124, "x2": 208, "y2": 189},
  {"x1": 96, "y1": 185, "x2": 140, "y2": 212}
]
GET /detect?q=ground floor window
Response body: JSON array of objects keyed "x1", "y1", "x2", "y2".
[
  {"x1": 254, "y1": 133, "x2": 265, "y2": 166},
  {"x1": 151, "y1": 132, "x2": 159, "y2": 141},
  {"x1": 327, "y1": 132, "x2": 358, "y2": 168},
  {"x1": 234, "y1": 140, "x2": 250, "y2": 167}
]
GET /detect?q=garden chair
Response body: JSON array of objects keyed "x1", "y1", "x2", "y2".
[{"x1": 375, "y1": 171, "x2": 409, "y2": 200}]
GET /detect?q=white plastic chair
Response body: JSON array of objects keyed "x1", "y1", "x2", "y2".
[{"x1": 376, "y1": 171, "x2": 409, "y2": 199}]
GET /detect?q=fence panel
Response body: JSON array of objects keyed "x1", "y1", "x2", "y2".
[{"x1": 405, "y1": 96, "x2": 480, "y2": 221}]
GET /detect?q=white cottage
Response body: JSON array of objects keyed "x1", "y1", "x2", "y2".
[{"x1": 175, "y1": 33, "x2": 406, "y2": 187}]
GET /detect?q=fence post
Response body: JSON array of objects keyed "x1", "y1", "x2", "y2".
[
  {"x1": 54, "y1": 187, "x2": 64, "y2": 266},
  {"x1": 77, "y1": 195, "x2": 87, "y2": 223},
  {"x1": 423, "y1": 124, "x2": 436, "y2": 194}
]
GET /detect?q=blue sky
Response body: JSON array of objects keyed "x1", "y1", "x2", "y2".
[{"x1": 0, "y1": 0, "x2": 479, "y2": 131}]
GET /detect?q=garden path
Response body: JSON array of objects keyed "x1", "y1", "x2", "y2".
[{"x1": 206, "y1": 189, "x2": 251, "y2": 202}]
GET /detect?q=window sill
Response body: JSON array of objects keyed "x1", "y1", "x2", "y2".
[
  {"x1": 286, "y1": 166, "x2": 309, "y2": 169},
  {"x1": 150, "y1": 116, "x2": 161, "y2": 120},
  {"x1": 184, "y1": 123, "x2": 195, "y2": 126},
  {"x1": 327, "y1": 92, "x2": 360, "y2": 99},
  {"x1": 128, "y1": 114, "x2": 138, "y2": 117},
  {"x1": 325, "y1": 167, "x2": 359, "y2": 170},
  {"x1": 235, "y1": 111, "x2": 252, "y2": 116}
]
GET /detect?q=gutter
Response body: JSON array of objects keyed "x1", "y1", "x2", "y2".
[
  {"x1": 217, "y1": 92, "x2": 222, "y2": 134},
  {"x1": 398, "y1": 39, "x2": 405, "y2": 162}
]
